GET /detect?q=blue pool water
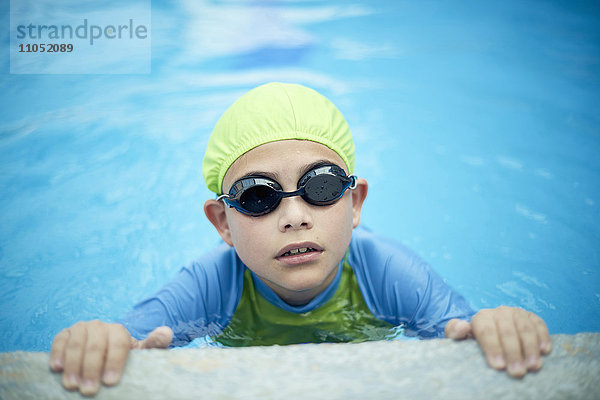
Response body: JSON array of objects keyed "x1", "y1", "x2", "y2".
[{"x1": 0, "y1": 0, "x2": 599, "y2": 352}]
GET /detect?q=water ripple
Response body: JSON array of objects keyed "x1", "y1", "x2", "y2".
[{"x1": 515, "y1": 203, "x2": 548, "y2": 224}]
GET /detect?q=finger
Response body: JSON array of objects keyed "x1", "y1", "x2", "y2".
[
  {"x1": 514, "y1": 310, "x2": 542, "y2": 371},
  {"x1": 471, "y1": 310, "x2": 506, "y2": 370},
  {"x1": 102, "y1": 324, "x2": 132, "y2": 387},
  {"x1": 138, "y1": 326, "x2": 173, "y2": 349},
  {"x1": 513, "y1": 310, "x2": 542, "y2": 371},
  {"x1": 79, "y1": 321, "x2": 108, "y2": 396},
  {"x1": 445, "y1": 319, "x2": 472, "y2": 340},
  {"x1": 49, "y1": 329, "x2": 70, "y2": 372},
  {"x1": 496, "y1": 308, "x2": 527, "y2": 378},
  {"x1": 61, "y1": 322, "x2": 88, "y2": 390},
  {"x1": 530, "y1": 313, "x2": 552, "y2": 354}
]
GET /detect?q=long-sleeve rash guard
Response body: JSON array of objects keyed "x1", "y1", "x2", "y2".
[{"x1": 120, "y1": 227, "x2": 475, "y2": 346}]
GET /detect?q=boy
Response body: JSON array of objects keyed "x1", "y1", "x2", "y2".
[{"x1": 50, "y1": 83, "x2": 552, "y2": 396}]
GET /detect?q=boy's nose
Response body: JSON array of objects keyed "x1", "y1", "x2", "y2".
[{"x1": 277, "y1": 196, "x2": 313, "y2": 232}]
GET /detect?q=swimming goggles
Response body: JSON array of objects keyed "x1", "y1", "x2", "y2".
[{"x1": 217, "y1": 164, "x2": 357, "y2": 217}]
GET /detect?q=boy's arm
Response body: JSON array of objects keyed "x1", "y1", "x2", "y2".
[
  {"x1": 48, "y1": 244, "x2": 242, "y2": 396},
  {"x1": 49, "y1": 320, "x2": 172, "y2": 396},
  {"x1": 349, "y1": 227, "x2": 476, "y2": 337},
  {"x1": 349, "y1": 228, "x2": 552, "y2": 377},
  {"x1": 445, "y1": 306, "x2": 552, "y2": 378}
]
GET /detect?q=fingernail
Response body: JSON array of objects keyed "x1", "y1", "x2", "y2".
[
  {"x1": 488, "y1": 355, "x2": 506, "y2": 369},
  {"x1": 508, "y1": 361, "x2": 526, "y2": 377},
  {"x1": 62, "y1": 373, "x2": 79, "y2": 389},
  {"x1": 541, "y1": 341, "x2": 552, "y2": 353},
  {"x1": 103, "y1": 370, "x2": 119, "y2": 386},
  {"x1": 80, "y1": 379, "x2": 99, "y2": 395},
  {"x1": 49, "y1": 357, "x2": 63, "y2": 371},
  {"x1": 526, "y1": 356, "x2": 541, "y2": 370}
]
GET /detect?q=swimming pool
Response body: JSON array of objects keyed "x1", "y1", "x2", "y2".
[{"x1": 0, "y1": 0, "x2": 598, "y2": 352}]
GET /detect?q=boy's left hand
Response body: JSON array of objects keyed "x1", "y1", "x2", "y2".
[{"x1": 445, "y1": 306, "x2": 552, "y2": 378}]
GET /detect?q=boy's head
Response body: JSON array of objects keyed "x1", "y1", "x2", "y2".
[
  {"x1": 202, "y1": 83, "x2": 368, "y2": 305},
  {"x1": 203, "y1": 82, "x2": 355, "y2": 195}
]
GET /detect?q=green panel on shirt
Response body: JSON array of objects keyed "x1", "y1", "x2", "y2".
[{"x1": 215, "y1": 259, "x2": 395, "y2": 346}]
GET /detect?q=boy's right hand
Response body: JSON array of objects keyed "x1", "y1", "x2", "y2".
[{"x1": 49, "y1": 321, "x2": 172, "y2": 397}]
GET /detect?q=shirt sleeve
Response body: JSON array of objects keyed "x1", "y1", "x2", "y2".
[
  {"x1": 349, "y1": 227, "x2": 476, "y2": 339},
  {"x1": 119, "y1": 243, "x2": 244, "y2": 347}
]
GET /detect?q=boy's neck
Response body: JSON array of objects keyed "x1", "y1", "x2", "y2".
[{"x1": 260, "y1": 266, "x2": 340, "y2": 306}]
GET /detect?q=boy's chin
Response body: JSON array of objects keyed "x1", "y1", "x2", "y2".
[{"x1": 276, "y1": 274, "x2": 335, "y2": 298}]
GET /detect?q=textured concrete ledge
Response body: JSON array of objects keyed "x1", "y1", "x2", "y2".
[{"x1": 1, "y1": 333, "x2": 598, "y2": 399}]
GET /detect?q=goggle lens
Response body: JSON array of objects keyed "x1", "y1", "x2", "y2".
[
  {"x1": 239, "y1": 184, "x2": 280, "y2": 214},
  {"x1": 303, "y1": 174, "x2": 345, "y2": 205}
]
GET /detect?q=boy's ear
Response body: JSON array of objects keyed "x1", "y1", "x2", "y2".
[
  {"x1": 351, "y1": 178, "x2": 368, "y2": 228},
  {"x1": 204, "y1": 199, "x2": 234, "y2": 246}
]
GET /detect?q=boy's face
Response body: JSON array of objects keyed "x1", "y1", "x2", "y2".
[{"x1": 205, "y1": 140, "x2": 367, "y2": 306}]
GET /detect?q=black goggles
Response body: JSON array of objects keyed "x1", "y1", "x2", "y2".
[{"x1": 217, "y1": 164, "x2": 357, "y2": 217}]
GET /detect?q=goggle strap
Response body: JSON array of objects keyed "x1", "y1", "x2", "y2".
[
  {"x1": 348, "y1": 175, "x2": 358, "y2": 189},
  {"x1": 216, "y1": 193, "x2": 233, "y2": 208},
  {"x1": 277, "y1": 187, "x2": 306, "y2": 199}
]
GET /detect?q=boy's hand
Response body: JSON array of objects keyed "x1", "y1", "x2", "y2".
[
  {"x1": 445, "y1": 306, "x2": 552, "y2": 378},
  {"x1": 49, "y1": 321, "x2": 172, "y2": 397}
]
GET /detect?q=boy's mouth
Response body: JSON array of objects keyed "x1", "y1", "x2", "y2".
[
  {"x1": 281, "y1": 247, "x2": 317, "y2": 257},
  {"x1": 276, "y1": 242, "x2": 323, "y2": 265}
]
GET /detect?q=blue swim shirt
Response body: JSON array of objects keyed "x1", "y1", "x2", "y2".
[{"x1": 120, "y1": 227, "x2": 475, "y2": 346}]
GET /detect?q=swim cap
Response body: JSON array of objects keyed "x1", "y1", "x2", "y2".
[{"x1": 202, "y1": 82, "x2": 355, "y2": 194}]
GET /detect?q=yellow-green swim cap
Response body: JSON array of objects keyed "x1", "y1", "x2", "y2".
[{"x1": 202, "y1": 82, "x2": 355, "y2": 194}]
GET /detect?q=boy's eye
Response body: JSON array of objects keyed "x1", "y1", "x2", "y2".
[
  {"x1": 242, "y1": 185, "x2": 273, "y2": 202},
  {"x1": 239, "y1": 184, "x2": 280, "y2": 214},
  {"x1": 298, "y1": 164, "x2": 344, "y2": 188},
  {"x1": 240, "y1": 185, "x2": 280, "y2": 213},
  {"x1": 230, "y1": 176, "x2": 281, "y2": 195},
  {"x1": 303, "y1": 174, "x2": 344, "y2": 202}
]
